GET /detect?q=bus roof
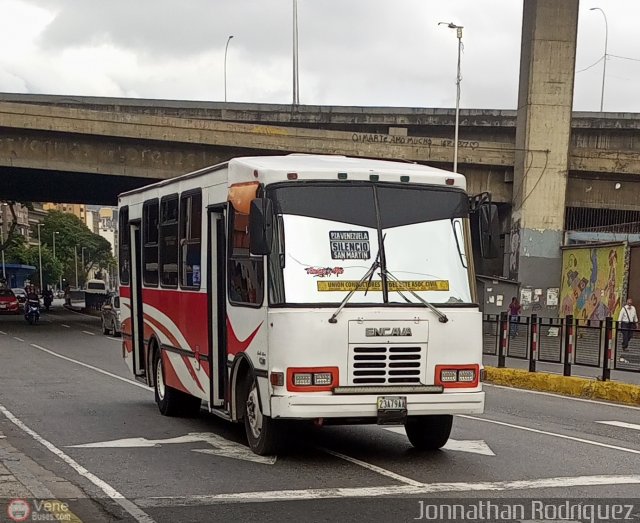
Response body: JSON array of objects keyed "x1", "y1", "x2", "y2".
[{"x1": 119, "y1": 154, "x2": 465, "y2": 200}]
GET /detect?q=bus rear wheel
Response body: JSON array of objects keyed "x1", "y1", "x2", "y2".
[
  {"x1": 405, "y1": 415, "x2": 453, "y2": 450},
  {"x1": 153, "y1": 349, "x2": 201, "y2": 417},
  {"x1": 242, "y1": 376, "x2": 280, "y2": 456}
]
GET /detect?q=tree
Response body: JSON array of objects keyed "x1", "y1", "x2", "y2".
[
  {"x1": 0, "y1": 201, "x2": 33, "y2": 254},
  {"x1": 39, "y1": 211, "x2": 115, "y2": 287},
  {"x1": 3, "y1": 235, "x2": 63, "y2": 288}
]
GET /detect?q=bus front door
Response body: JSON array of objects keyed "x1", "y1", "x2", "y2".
[
  {"x1": 129, "y1": 222, "x2": 146, "y2": 379},
  {"x1": 208, "y1": 209, "x2": 227, "y2": 409}
]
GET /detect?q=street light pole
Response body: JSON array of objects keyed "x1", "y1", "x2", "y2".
[
  {"x1": 439, "y1": 22, "x2": 463, "y2": 173},
  {"x1": 1, "y1": 227, "x2": 5, "y2": 281},
  {"x1": 81, "y1": 247, "x2": 87, "y2": 287},
  {"x1": 37, "y1": 224, "x2": 43, "y2": 290},
  {"x1": 292, "y1": 0, "x2": 300, "y2": 105},
  {"x1": 53, "y1": 231, "x2": 61, "y2": 291},
  {"x1": 74, "y1": 246, "x2": 78, "y2": 287},
  {"x1": 590, "y1": 7, "x2": 608, "y2": 112},
  {"x1": 224, "y1": 35, "x2": 234, "y2": 103}
]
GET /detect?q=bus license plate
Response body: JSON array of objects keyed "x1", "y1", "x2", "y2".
[{"x1": 376, "y1": 396, "x2": 407, "y2": 425}]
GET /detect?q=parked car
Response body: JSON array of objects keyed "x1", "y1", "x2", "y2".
[
  {"x1": 12, "y1": 288, "x2": 27, "y2": 306},
  {"x1": 0, "y1": 289, "x2": 20, "y2": 314},
  {"x1": 100, "y1": 294, "x2": 121, "y2": 336}
]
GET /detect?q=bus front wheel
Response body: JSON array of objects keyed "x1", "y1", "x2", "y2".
[
  {"x1": 405, "y1": 415, "x2": 453, "y2": 450},
  {"x1": 242, "y1": 376, "x2": 280, "y2": 456}
]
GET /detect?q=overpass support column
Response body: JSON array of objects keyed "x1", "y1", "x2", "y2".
[{"x1": 510, "y1": 0, "x2": 579, "y2": 313}]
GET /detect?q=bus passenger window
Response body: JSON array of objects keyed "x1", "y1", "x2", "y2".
[
  {"x1": 179, "y1": 191, "x2": 202, "y2": 289},
  {"x1": 142, "y1": 200, "x2": 159, "y2": 286},
  {"x1": 160, "y1": 195, "x2": 179, "y2": 287},
  {"x1": 119, "y1": 206, "x2": 130, "y2": 285},
  {"x1": 228, "y1": 205, "x2": 264, "y2": 306}
]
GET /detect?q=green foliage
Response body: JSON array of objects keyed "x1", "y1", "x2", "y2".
[
  {"x1": 3, "y1": 235, "x2": 63, "y2": 287},
  {"x1": 39, "y1": 211, "x2": 115, "y2": 286}
]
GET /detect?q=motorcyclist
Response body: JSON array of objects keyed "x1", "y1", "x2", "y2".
[
  {"x1": 43, "y1": 286, "x2": 54, "y2": 310},
  {"x1": 25, "y1": 286, "x2": 40, "y2": 313}
]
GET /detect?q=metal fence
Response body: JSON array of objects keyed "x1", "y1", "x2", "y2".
[{"x1": 482, "y1": 313, "x2": 640, "y2": 380}]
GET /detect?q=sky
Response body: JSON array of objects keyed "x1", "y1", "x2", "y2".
[{"x1": 0, "y1": 0, "x2": 638, "y2": 112}]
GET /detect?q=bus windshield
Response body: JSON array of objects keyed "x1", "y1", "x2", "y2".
[{"x1": 267, "y1": 182, "x2": 472, "y2": 306}]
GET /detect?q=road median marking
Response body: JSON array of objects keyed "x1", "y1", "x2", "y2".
[
  {"x1": 81, "y1": 331, "x2": 95, "y2": 336},
  {"x1": 459, "y1": 415, "x2": 640, "y2": 455},
  {"x1": 29, "y1": 343, "x2": 149, "y2": 391},
  {"x1": 485, "y1": 366, "x2": 640, "y2": 406},
  {"x1": 596, "y1": 420, "x2": 640, "y2": 431},
  {"x1": 61, "y1": 324, "x2": 70, "y2": 328},
  {"x1": 13, "y1": 336, "x2": 24, "y2": 342},
  {"x1": 134, "y1": 474, "x2": 640, "y2": 507}
]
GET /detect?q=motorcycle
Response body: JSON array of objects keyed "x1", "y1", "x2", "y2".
[
  {"x1": 43, "y1": 294, "x2": 53, "y2": 311},
  {"x1": 25, "y1": 300, "x2": 40, "y2": 325}
]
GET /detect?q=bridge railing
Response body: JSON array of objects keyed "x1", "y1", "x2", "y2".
[{"x1": 483, "y1": 314, "x2": 640, "y2": 381}]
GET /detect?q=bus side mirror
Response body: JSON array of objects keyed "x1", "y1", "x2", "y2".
[
  {"x1": 478, "y1": 203, "x2": 500, "y2": 259},
  {"x1": 249, "y1": 198, "x2": 274, "y2": 256}
]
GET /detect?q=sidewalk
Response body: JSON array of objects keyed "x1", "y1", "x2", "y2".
[{"x1": 0, "y1": 429, "x2": 124, "y2": 522}]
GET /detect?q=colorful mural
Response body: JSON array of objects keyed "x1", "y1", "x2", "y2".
[{"x1": 560, "y1": 244, "x2": 627, "y2": 320}]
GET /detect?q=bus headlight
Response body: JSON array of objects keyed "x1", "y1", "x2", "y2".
[
  {"x1": 435, "y1": 365, "x2": 479, "y2": 388},
  {"x1": 287, "y1": 367, "x2": 339, "y2": 392}
]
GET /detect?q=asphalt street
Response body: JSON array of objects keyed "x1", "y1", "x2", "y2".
[{"x1": 1, "y1": 304, "x2": 640, "y2": 522}]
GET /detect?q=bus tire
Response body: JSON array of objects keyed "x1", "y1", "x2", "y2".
[
  {"x1": 405, "y1": 415, "x2": 453, "y2": 450},
  {"x1": 153, "y1": 348, "x2": 201, "y2": 417},
  {"x1": 242, "y1": 375, "x2": 279, "y2": 456}
]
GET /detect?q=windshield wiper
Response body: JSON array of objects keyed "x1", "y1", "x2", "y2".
[
  {"x1": 328, "y1": 256, "x2": 381, "y2": 324},
  {"x1": 382, "y1": 268, "x2": 449, "y2": 323}
]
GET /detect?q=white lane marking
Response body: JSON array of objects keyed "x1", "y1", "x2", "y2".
[
  {"x1": 107, "y1": 337, "x2": 122, "y2": 342},
  {"x1": 61, "y1": 324, "x2": 70, "y2": 328},
  {"x1": 459, "y1": 415, "x2": 640, "y2": 456},
  {"x1": 29, "y1": 344, "x2": 149, "y2": 391},
  {"x1": 322, "y1": 448, "x2": 423, "y2": 487},
  {"x1": 0, "y1": 330, "x2": 7, "y2": 335},
  {"x1": 0, "y1": 403, "x2": 155, "y2": 523},
  {"x1": 68, "y1": 433, "x2": 276, "y2": 466},
  {"x1": 64, "y1": 307, "x2": 99, "y2": 319},
  {"x1": 82, "y1": 331, "x2": 95, "y2": 336},
  {"x1": 13, "y1": 337, "x2": 24, "y2": 342},
  {"x1": 135, "y1": 474, "x2": 640, "y2": 507},
  {"x1": 484, "y1": 383, "x2": 640, "y2": 411},
  {"x1": 596, "y1": 421, "x2": 640, "y2": 431},
  {"x1": 383, "y1": 426, "x2": 495, "y2": 456}
]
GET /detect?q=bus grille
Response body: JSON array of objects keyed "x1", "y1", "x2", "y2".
[{"x1": 350, "y1": 346, "x2": 425, "y2": 385}]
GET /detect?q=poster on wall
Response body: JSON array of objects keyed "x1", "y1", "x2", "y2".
[
  {"x1": 547, "y1": 287, "x2": 559, "y2": 307},
  {"x1": 559, "y1": 244, "x2": 626, "y2": 320},
  {"x1": 520, "y1": 288, "x2": 532, "y2": 306}
]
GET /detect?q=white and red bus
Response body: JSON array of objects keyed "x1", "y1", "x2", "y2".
[{"x1": 118, "y1": 154, "x2": 495, "y2": 455}]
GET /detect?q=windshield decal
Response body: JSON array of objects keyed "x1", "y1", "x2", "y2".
[
  {"x1": 329, "y1": 230, "x2": 371, "y2": 260},
  {"x1": 317, "y1": 280, "x2": 450, "y2": 292},
  {"x1": 305, "y1": 267, "x2": 345, "y2": 278}
]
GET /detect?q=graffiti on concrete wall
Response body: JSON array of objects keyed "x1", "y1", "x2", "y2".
[{"x1": 560, "y1": 245, "x2": 626, "y2": 320}]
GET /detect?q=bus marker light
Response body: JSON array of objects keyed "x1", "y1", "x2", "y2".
[
  {"x1": 287, "y1": 172, "x2": 298, "y2": 180},
  {"x1": 458, "y1": 369, "x2": 476, "y2": 382},
  {"x1": 337, "y1": 172, "x2": 348, "y2": 180},
  {"x1": 270, "y1": 372, "x2": 284, "y2": 386},
  {"x1": 446, "y1": 178, "x2": 455, "y2": 185},
  {"x1": 440, "y1": 369, "x2": 458, "y2": 382}
]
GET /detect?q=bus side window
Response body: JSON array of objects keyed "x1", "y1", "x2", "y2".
[
  {"x1": 160, "y1": 195, "x2": 179, "y2": 288},
  {"x1": 228, "y1": 205, "x2": 264, "y2": 306},
  {"x1": 179, "y1": 190, "x2": 202, "y2": 289},
  {"x1": 119, "y1": 206, "x2": 130, "y2": 286},
  {"x1": 142, "y1": 199, "x2": 159, "y2": 286}
]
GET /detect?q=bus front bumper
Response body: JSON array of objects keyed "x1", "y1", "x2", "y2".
[{"x1": 270, "y1": 391, "x2": 484, "y2": 420}]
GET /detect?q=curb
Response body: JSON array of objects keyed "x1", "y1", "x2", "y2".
[{"x1": 484, "y1": 366, "x2": 640, "y2": 406}]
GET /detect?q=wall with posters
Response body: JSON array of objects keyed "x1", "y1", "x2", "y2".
[{"x1": 559, "y1": 244, "x2": 627, "y2": 320}]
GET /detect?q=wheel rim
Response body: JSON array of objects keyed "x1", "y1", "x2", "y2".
[
  {"x1": 156, "y1": 356, "x2": 165, "y2": 401},
  {"x1": 246, "y1": 383, "x2": 263, "y2": 439}
]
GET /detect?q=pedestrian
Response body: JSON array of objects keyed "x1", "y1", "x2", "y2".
[
  {"x1": 508, "y1": 296, "x2": 522, "y2": 338},
  {"x1": 618, "y1": 298, "x2": 638, "y2": 351}
]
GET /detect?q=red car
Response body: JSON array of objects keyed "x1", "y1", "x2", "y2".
[{"x1": 0, "y1": 289, "x2": 20, "y2": 314}]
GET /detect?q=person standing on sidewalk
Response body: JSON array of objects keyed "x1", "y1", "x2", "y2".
[
  {"x1": 618, "y1": 298, "x2": 638, "y2": 351},
  {"x1": 508, "y1": 296, "x2": 522, "y2": 338}
]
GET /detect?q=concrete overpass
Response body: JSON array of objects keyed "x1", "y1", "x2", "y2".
[{"x1": 0, "y1": 95, "x2": 639, "y2": 209}]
